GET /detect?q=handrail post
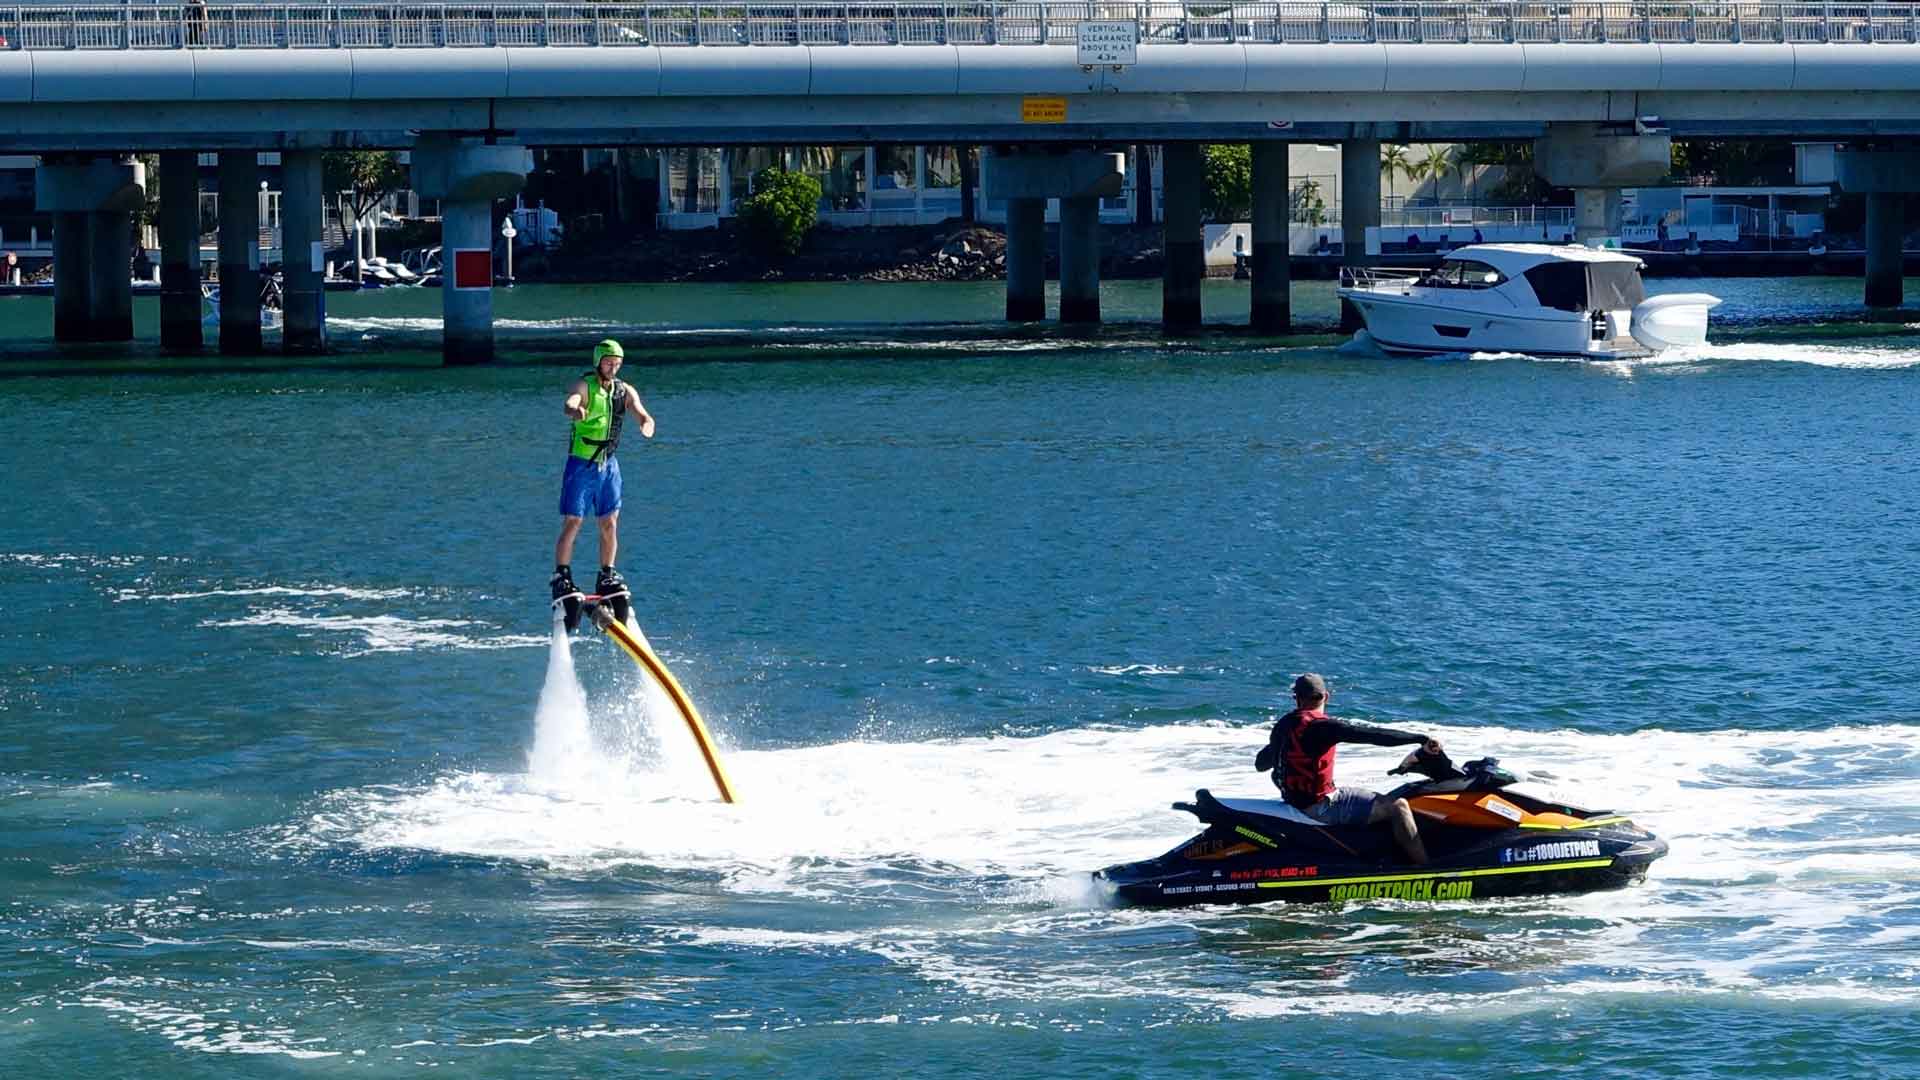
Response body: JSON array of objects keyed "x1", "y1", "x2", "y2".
[
  {"x1": 1823, "y1": 1, "x2": 1832, "y2": 42},
  {"x1": 842, "y1": 0, "x2": 851, "y2": 45},
  {"x1": 1321, "y1": 1, "x2": 1331, "y2": 43}
]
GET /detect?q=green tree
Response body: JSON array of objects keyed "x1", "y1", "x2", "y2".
[
  {"x1": 1407, "y1": 145, "x2": 1456, "y2": 200},
  {"x1": 1380, "y1": 144, "x2": 1411, "y2": 204},
  {"x1": 738, "y1": 167, "x2": 821, "y2": 258},
  {"x1": 1669, "y1": 140, "x2": 1794, "y2": 186},
  {"x1": 1201, "y1": 143, "x2": 1252, "y2": 223},
  {"x1": 1461, "y1": 142, "x2": 1552, "y2": 206},
  {"x1": 1290, "y1": 177, "x2": 1326, "y2": 225},
  {"x1": 324, "y1": 150, "x2": 407, "y2": 275}
]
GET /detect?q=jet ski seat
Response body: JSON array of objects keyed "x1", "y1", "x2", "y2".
[{"x1": 1176, "y1": 789, "x2": 1323, "y2": 827}]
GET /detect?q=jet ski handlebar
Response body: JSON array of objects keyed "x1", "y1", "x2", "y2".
[{"x1": 1389, "y1": 745, "x2": 1463, "y2": 780}]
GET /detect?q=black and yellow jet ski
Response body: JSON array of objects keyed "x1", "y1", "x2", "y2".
[{"x1": 1094, "y1": 749, "x2": 1667, "y2": 907}]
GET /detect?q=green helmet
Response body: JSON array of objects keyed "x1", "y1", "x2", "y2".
[{"x1": 592, "y1": 339, "x2": 624, "y2": 363}]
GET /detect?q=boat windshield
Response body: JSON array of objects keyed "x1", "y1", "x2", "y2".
[
  {"x1": 1419, "y1": 259, "x2": 1506, "y2": 289},
  {"x1": 1523, "y1": 260, "x2": 1647, "y2": 312}
]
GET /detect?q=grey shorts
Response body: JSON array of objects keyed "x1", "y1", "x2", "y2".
[{"x1": 1301, "y1": 787, "x2": 1379, "y2": 827}]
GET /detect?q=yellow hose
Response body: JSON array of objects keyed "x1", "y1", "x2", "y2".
[{"x1": 590, "y1": 606, "x2": 737, "y2": 803}]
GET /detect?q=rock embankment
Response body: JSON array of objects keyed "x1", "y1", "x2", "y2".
[{"x1": 523, "y1": 222, "x2": 1177, "y2": 285}]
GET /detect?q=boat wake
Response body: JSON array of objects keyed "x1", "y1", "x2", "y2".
[{"x1": 295, "y1": 619, "x2": 1920, "y2": 924}]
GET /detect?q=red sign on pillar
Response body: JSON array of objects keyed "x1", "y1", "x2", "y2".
[{"x1": 452, "y1": 248, "x2": 492, "y2": 290}]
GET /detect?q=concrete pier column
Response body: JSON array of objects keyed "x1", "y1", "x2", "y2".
[
  {"x1": 1536, "y1": 122, "x2": 1671, "y2": 248},
  {"x1": 1866, "y1": 193, "x2": 1905, "y2": 308},
  {"x1": 36, "y1": 155, "x2": 146, "y2": 343},
  {"x1": 158, "y1": 151, "x2": 202, "y2": 350},
  {"x1": 51, "y1": 213, "x2": 89, "y2": 341},
  {"x1": 1340, "y1": 138, "x2": 1380, "y2": 331},
  {"x1": 412, "y1": 135, "x2": 532, "y2": 364},
  {"x1": 1004, "y1": 197, "x2": 1046, "y2": 322},
  {"x1": 984, "y1": 147, "x2": 1124, "y2": 324},
  {"x1": 1834, "y1": 148, "x2": 1920, "y2": 310},
  {"x1": 1250, "y1": 141, "x2": 1290, "y2": 334},
  {"x1": 1161, "y1": 142, "x2": 1203, "y2": 331},
  {"x1": 279, "y1": 149, "x2": 327, "y2": 353},
  {"x1": 440, "y1": 198, "x2": 495, "y2": 361},
  {"x1": 1573, "y1": 188, "x2": 1622, "y2": 245},
  {"x1": 217, "y1": 151, "x2": 262, "y2": 354},
  {"x1": 86, "y1": 211, "x2": 134, "y2": 341},
  {"x1": 1058, "y1": 195, "x2": 1101, "y2": 324}
]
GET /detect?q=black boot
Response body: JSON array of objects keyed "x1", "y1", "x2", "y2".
[
  {"x1": 551, "y1": 566, "x2": 582, "y2": 631},
  {"x1": 595, "y1": 567, "x2": 631, "y2": 625}
]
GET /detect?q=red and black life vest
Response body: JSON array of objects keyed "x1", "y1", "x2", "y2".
[{"x1": 1276, "y1": 707, "x2": 1337, "y2": 808}]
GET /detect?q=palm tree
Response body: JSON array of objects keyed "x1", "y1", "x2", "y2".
[
  {"x1": 1379, "y1": 144, "x2": 1410, "y2": 207},
  {"x1": 1416, "y1": 145, "x2": 1455, "y2": 202}
]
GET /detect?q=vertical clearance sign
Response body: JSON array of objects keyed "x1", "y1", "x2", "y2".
[{"x1": 1075, "y1": 20, "x2": 1138, "y2": 66}]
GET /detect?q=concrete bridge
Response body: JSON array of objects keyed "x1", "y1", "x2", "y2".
[{"x1": 16, "y1": 1, "x2": 1920, "y2": 357}]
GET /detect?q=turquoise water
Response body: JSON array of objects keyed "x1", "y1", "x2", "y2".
[{"x1": 3, "y1": 278, "x2": 1919, "y2": 1076}]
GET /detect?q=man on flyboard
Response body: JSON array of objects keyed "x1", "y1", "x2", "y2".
[{"x1": 551, "y1": 339, "x2": 655, "y2": 630}]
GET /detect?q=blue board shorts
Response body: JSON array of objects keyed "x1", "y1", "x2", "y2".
[
  {"x1": 1301, "y1": 787, "x2": 1379, "y2": 827},
  {"x1": 559, "y1": 455, "x2": 621, "y2": 518}
]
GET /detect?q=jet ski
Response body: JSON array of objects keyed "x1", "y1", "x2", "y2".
[{"x1": 1094, "y1": 748, "x2": 1667, "y2": 906}]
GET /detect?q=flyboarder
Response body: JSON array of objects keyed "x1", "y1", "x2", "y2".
[{"x1": 551, "y1": 339, "x2": 654, "y2": 628}]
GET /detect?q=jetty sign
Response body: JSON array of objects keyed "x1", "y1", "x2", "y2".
[{"x1": 1076, "y1": 21, "x2": 1138, "y2": 66}]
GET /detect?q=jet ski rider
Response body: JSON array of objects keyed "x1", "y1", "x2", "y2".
[{"x1": 1255, "y1": 673, "x2": 1442, "y2": 865}]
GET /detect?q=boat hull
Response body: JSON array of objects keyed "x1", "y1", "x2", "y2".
[
  {"x1": 1340, "y1": 289, "x2": 1647, "y2": 359},
  {"x1": 1095, "y1": 821, "x2": 1667, "y2": 908}
]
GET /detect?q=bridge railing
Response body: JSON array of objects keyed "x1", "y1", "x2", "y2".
[{"x1": 3, "y1": 2, "x2": 1918, "y2": 50}]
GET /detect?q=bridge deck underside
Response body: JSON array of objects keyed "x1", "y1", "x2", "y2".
[{"x1": 3, "y1": 92, "x2": 1920, "y2": 151}]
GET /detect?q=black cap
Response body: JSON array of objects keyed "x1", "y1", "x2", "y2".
[{"x1": 1293, "y1": 672, "x2": 1328, "y2": 700}]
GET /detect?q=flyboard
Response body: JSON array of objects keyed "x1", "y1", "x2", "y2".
[{"x1": 551, "y1": 584, "x2": 737, "y2": 804}]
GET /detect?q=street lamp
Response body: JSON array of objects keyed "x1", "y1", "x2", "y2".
[{"x1": 500, "y1": 215, "x2": 517, "y2": 285}]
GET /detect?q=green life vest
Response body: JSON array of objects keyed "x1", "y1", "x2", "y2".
[{"x1": 569, "y1": 374, "x2": 626, "y2": 463}]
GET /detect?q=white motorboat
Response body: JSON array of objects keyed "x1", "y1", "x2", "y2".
[
  {"x1": 1337, "y1": 243, "x2": 1722, "y2": 359},
  {"x1": 201, "y1": 283, "x2": 284, "y2": 331}
]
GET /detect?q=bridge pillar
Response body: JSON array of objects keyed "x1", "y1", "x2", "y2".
[
  {"x1": 1005, "y1": 198, "x2": 1045, "y2": 321},
  {"x1": 50, "y1": 215, "x2": 89, "y2": 342},
  {"x1": 1535, "y1": 123, "x2": 1671, "y2": 244},
  {"x1": 1162, "y1": 143, "x2": 1204, "y2": 331},
  {"x1": 87, "y1": 212, "x2": 134, "y2": 342},
  {"x1": 412, "y1": 136, "x2": 532, "y2": 364},
  {"x1": 1340, "y1": 138, "x2": 1380, "y2": 331},
  {"x1": 217, "y1": 151, "x2": 263, "y2": 354},
  {"x1": 986, "y1": 147, "x2": 1123, "y2": 324},
  {"x1": 1866, "y1": 194, "x2": 1905, "y2": 309},
  {"x1": 158, "y1": 151, "x2": 202, "y2": 350},
  {"x1": 280, "y1": 150, "x2": 327, "y2": 354},
  {"x1": 1058, "y1": 196, "x2": 1101, "y2": 324},
  {"x1": 35, "y1": 156, "x2": 145, "y2": 343},
  {"x1": 1251, "y1": 141, "x2": 1290, "y2": 334},
  {"x1": 1573, "y1": 189, "x2": 1623, "y2": 246},
  {"x1": 1834, "y1": 149, "x2": 1920, "y2": 309}
]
